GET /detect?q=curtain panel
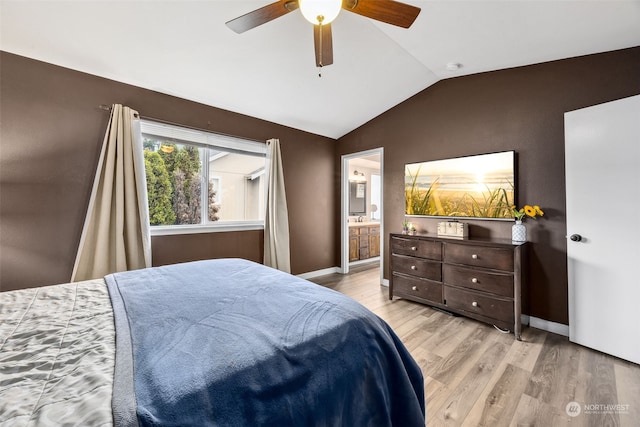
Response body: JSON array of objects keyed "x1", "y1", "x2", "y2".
[
  {"x1": 264, "y1": 139, "x2": 291, "y2": 273},
  {"x1": 71, "y1": 104, "x2": 151, "y2": 281}
]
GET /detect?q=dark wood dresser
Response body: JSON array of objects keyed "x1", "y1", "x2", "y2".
[{"x1": 390, "y1": 233, "x2": 528, "y2": 340}]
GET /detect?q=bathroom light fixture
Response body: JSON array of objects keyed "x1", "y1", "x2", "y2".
[{"x1": 352, "y1": 170, "x2": 366, "y2": 182}]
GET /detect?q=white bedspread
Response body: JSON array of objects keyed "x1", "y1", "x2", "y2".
[{"x1": 0, "y1": 279, "x2": 114, "y2": 426}]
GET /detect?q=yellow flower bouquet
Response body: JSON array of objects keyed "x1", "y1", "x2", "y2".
[{"x1": 511, "y1": 204, "x2": 544, "y2": 221}]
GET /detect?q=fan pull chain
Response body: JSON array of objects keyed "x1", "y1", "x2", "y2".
[{"x1": 317, "y1": 15, "x2": 324, "y2": 77}]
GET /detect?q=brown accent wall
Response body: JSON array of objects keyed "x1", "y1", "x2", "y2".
[
  {"x1": 3, "y1": 48, "x2": 639, "y2": 326},
  {"x1": 336, "y1": 46, "x2": 640, "y2": 325},
  {"x1": 0, "y1": 52, "x2": 337, "y2": 291},
  {"x1": 151, "y1": 231, "x2": 264, "y2": 267}
]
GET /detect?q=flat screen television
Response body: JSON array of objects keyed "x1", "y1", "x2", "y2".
[{"x1": 405, "y1": 151, "x2": 515, "y2": 220}]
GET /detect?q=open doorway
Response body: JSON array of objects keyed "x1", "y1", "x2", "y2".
[{"x1": 341, "y1": 148, "x2": 383, "y2": 284}]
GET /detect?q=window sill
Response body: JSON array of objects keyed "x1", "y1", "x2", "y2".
[{"x1": 150, "y1": 221, "x2": 264, "y2": 236}]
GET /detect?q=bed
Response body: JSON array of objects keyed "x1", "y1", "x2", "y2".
[{"x1": 0, "y1": 258, "x2": 425, "y2": 426}]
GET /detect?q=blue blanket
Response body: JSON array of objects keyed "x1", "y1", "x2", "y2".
[{"x1": 106, "y1": 259, "x2": 425, "y2": 426}]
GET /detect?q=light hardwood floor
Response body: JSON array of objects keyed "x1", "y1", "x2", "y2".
[{"x1": 309, "y1": 265, "x2": 640, "y2": 427}]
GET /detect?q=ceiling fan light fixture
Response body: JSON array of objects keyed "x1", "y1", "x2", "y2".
[{"x1": 299, "y1": 0, "x2": 342, "y2": 25}]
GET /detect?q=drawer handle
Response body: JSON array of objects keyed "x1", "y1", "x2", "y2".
[
  {"x1": 411, "y1": 246, "x2": 417, "y2": 251},
  {"x1": 411, "y1": 286, "x2": 418, "y2": 291},
  {"x1": 472, "y1": 301, "x2": 479, "y2": 307},
  {"x1": 471, "y1": 278, "x2": 478, "y2": 284},
  {"x1": 411, "y1": 265, "x2": 417, "y2": 270},
  {"x1": 471, "y1": 254, "x2": 478, "y2": 259}
]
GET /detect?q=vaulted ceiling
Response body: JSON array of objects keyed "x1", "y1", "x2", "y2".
[{"x1": 2, "y1": 1, "x2": 639, "y2": 139}]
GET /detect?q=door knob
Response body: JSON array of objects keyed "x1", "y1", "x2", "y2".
[{"x1": 569, "y1": 234, "x2": 583, "y2": 242}]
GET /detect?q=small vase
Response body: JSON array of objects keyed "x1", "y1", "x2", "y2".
[{"x1": 512, "y1": 220, "x2": 526, "y2": 242}]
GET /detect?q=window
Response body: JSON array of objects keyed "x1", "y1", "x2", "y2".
[{"x1": 141, "y1": 120, "x2": 266, "y2": 235}]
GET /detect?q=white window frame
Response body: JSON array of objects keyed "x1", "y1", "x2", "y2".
[
  {"x1": 210, "y1": 176, "x2": 222, "y2": 204},
  {"x1": 141, "y1": 120, "x2": 267, "y2": 236}
]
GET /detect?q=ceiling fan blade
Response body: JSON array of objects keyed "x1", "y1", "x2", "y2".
[
  {"x1": 314, "y1": 24, "x2": 333, "y2": 67},
  {"x1": 226, "y1": 1, "x2": 299, "y2": 34},
  {"x1": 344, "y1": 0, "x2": 420, "y2": 28}
]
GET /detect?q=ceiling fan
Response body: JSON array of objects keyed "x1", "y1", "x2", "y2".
[{"x1": 226, "y1": 0, "x2": 421, "y2": 69}]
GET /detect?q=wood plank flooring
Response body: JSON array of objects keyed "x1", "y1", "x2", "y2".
[{"x1": 309, "y1": 265, "x2": 640, "y2": 427}]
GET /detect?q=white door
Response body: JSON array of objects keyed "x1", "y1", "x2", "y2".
[{"x1": 564, "y1": 95, "x2": 640, "y2": 364}]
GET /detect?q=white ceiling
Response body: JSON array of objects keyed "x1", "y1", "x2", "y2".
[
  {"x1": 2, "y1": 1, "x2": 639, "y2": 139},
  {"x1": 350, "y1": 155, "x2": 381, "y2": 169}
]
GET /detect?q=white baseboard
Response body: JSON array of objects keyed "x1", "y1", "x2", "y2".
[
  {"x1": 297, "y1": 267, "x2": 341, "y2": 280},
  {"x1": 381, "y1": 278, "x2": 389, "y2": 287},
  {"x1": 527, "y1": 316, "x2": 570, "y2": 337}
]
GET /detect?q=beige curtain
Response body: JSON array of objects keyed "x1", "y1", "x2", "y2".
[
  {"x1": 71, "y1": 104, "x2": 151, "y2": 281},
  {"x1": 264, "y1": 138, "x2": 291, "y2": 273}
]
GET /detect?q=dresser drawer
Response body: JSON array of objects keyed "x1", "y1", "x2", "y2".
[
  {"x1": 444, "y1": 243, "x2": 514, "y2": 271},
  {"x1": 369, "y1": 226, "x2": 380, "y2": 236},
  {"x1": 391, "y1": 236, "x2": 442, "y2": 260},
  {"x1": 393, "y1": 273, "x2": 443, "y2": 304},
  {"x1": 392, "y1": 254, "x2": 441, "y2": 281},
  {"x1": 443, "y1": 264, "x2": 514, "y2": 298},
  {"x1": 444, "y1": 286, "x2": 514, "y2": 324}
]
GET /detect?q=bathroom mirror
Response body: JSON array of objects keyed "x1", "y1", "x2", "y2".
[{"x1": 349, "y1": 182, "x2": 366, "y2": 215}]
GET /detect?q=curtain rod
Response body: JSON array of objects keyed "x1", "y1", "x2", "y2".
[{"x1": 98, "y1": 104, "x2": 268, "y2": 144}]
